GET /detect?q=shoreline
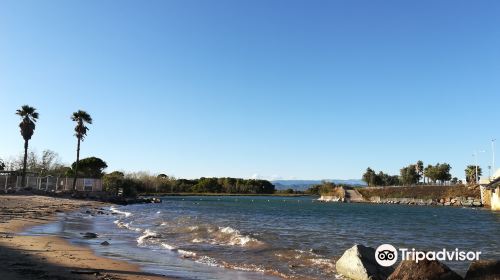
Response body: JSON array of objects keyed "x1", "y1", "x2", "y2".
[
  {"x1": 141, "y1": 192, "x2": 312, "y2": 197},
  {"x1": 0, "y1": 194, "x2": 174, "y2": 280}
]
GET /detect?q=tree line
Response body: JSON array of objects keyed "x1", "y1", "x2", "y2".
[
  {"x1": 102, "y1": 171, "x2": 275, "y2": 196},
  {"x1": 362, "y1": 160, "x2": 483, "y2": 187}
]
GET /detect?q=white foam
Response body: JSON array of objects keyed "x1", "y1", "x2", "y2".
[
  {"x1": 192, "y1": 238, "x2": 205, "y2": 243},
  {"x1": 137, "y1": 229, "x2": 158, "y2": 245},
  {"x1": 216, "y1": 226, "x2": 264, "y2": 247},
  {"x1": 178, "y1": 249, "x2": 196, "y2": 257},
  {"x1": 115, "y1": 221, "x2": 142, "y2": 232},
  {"x1": 195, "y1": 256, "x2": 220, "y2": 267},
  {"x1": 160, "y1": 242, "x2": 177, "y2": 250},
  {"x1": 110, "y1": 206, "x2": 132, "y2": 217}
]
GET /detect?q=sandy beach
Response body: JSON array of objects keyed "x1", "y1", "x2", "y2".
[{"x1": 0, "y1": 194, "x2": 173, "y2": 280}]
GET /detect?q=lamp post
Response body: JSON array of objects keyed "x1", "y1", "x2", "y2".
[{"x1": 492, "y1": 139, "x2": 496, "y2": 175}]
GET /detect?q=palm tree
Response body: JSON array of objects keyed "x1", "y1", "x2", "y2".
[
  {"x1": 71, "y1": 110, "x2": 92, "y2": 190},
  {"x1": 16, "y1": 105, "x2": 39, "y2": 188},
  {"x1": 465, "y1": 165, "x2": 482, "y2": 185}
]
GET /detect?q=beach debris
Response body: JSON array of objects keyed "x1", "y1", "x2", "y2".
[
  {"x1": 388, "y1": 259, "x2": 462, "y2": 280},
  {"x1": 82, "y1": 232, "x2": 98, "y2": 239},
  {"x1": 100, "y1": 241, "x2": 110, "y2": 246},
  {"x1": 464, "y1": 260, "x2": 500, "y2": 280},
  {"x1": 336, "y1": 244, "x2": 394, "y2": 280}
]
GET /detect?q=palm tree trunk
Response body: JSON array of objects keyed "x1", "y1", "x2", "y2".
[
  {"x1": 22, "y1": 139, "x2": 28, "y2": 188},
  {"x1": 72, "y1": 138, "x2": 81, "y2": 190}
]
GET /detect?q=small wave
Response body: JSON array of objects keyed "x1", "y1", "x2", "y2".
[
  {"x1": 114, "y1": 220, "x2": 142, "y2": 232},
  {"x1": 160, "y1": 242, "x2": 177, "y2": 250},
  {"x1": 216, "y1": 226, "x2": 264, "y2": 247},
  {"x1": 196, "y1": 256, "x2": 220, "y2": 267},
  {"x1": 137, "y1": 229, "x2": 158, "y2": 245},
  {"x1": 178, "y1": 249, "x2": 197, "y2": 257},
  {"x1": 110, "y1": 206, "x2": 132, "y2": 217},
  {"x1": 192, "y1": 238, "x2": 205, "y2": 243}
]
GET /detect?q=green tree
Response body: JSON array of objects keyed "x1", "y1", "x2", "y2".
[
  {"x1": 0, "y1": 158, "x2": 5, "y2": 171},
  {"x1": 71, "y1": 110, "x2": 93, "y2": 190},
  {"x1": 436, "y1": 163, "x2": 452, "y2": 183},
  {"x1": 465, "y1": 165, "x2": 482, "y2": 185},
  {"x1": 71, "y1": 157, "x2": 107, "y2": 178},
  {"x1": 424, "y1": 163, "x2": 452, "y2": 184},
  {"x1": 400, "y1": 164, "x2": 420, "y2": 186},
  {"x1": 362, "y1": 168, "x2": 377, "y2": 186},
  {"x1": 424, "y1": 164, "x2": 438, "y2": 184},
  {"x1": 16, "y1": 105, "x2": 39, "y2": 188},
  {"x1": 416, "y1": 160, "x2": 424, "y2": 184},
  {"x1": 103, "y1": 171, "x2": 125, "y2": 195}
]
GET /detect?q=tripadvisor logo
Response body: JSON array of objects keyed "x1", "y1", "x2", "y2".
[
  {"x1": 375, "y1": 244, "x2": 482, "y2": 267},
  {"x1": 375, "y1": 244, "x2": 398, "y2": 267}
]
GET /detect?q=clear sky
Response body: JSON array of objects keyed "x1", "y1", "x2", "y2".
[{"x1": 1, "y1": 0, "x2": 499, "y2": 180}]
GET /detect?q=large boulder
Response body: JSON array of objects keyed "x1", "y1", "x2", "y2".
[
  {"x1": 388, "y1": 260, "x2": 462, "y2": 280},
  {"x1": 336, "y1": 244, "x2": 394, "y2": 280},
  {"x1": 465, "y1": 260, "x2": 500, "y2": 280}
]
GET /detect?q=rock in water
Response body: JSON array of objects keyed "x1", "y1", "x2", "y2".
[
  {"x1": 82, "y1": 232, "x2": 98, "y2": 239},
  {"x1": 336, "y1": 244, "x2": 394, "y2": 280},
  {"x1": 465, "y1": 260, "x2": 500, "y2": 280},
  {"x1": 100, "y1": 241, "x2": 110, "y2": 246},
  {"x1": 388, "y1": 260, "x2": 462, "y2": 280}
]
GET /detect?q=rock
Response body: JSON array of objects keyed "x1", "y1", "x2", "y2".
[
  {"x1": 82, "y1": 232, "x2": 98, "y2": 239},
  {"x1": 97, "y1": 211, "x2": 105, "y2": 215},
  {"x1": 440, "y1": 199, "x2": 445, "y2": 204},
  {"x1": 100, "y1": 241, "x2": 110, "y2": 246},
  {"x1": 336, "y1": 244, "x2": 394, "y2": 280},
  {"x1": 444, "y1": 202, "x2": 451, "y2": 206},
  {"x1": 465, "y1": 260, "x2": 500, "y2": 280},
  {"x1": 388, "y1": 260, "x2": 462, "y2": 280},
  {"x1": 85, "y1": 210, "x2": 92, "y2": 214},
  {"x1": 472, "y1": 201, "x2": 482, "y2": 207}
]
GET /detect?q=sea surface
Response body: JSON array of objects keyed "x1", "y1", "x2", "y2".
[{"x1": 25, "y1": 196, "x2": 500, "y2": 279}]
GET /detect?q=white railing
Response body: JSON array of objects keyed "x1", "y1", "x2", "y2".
[{"x1": 0, "y1": 175, "x2": 102, "y2": 193}]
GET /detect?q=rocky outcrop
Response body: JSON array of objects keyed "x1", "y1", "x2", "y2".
[
  {"x1": 336, "y1": 244, "x2": 393, "y2": 280},
  {"x1": 387, "y1": 260, "x2": 462, "y2": 280},
  {"x1": 465, "y1": 260, "x2": 500, "y2": 280}
]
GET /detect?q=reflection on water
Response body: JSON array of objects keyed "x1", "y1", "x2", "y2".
[{"x1": 25, "y1": 196, "x2": 500, "y2": 279}]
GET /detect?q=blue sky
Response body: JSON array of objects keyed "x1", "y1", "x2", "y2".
[{"x1": 1, "y1": 0, "x2": 499, "y2": 180}]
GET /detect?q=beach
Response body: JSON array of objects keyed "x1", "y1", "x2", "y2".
[{"x1": 0, "y1": 194, "x2": 172, "y2": 280}]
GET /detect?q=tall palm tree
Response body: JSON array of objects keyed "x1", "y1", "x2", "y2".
[
  {"x1": 16, "y1": 105, "x2": 39, "y2": 188},
  {"x1": 465, "y1": 165, "x2": 482, "y2": 185},
  {"x1": 71, "y1": 110, "x2": 92, "y2": 190}
]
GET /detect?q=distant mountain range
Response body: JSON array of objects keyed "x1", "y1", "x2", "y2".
[{"x1": 271, "y1": 179, "x2": 366, "y2": 191}]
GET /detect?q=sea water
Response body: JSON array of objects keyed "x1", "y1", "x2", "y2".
[{"x1": 25, "y1": 196, "x2": 500, "y2": 279}]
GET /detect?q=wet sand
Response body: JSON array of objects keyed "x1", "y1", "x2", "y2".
[{"x1": 0, "y1": 194, "x2": 174, "y2": 280}]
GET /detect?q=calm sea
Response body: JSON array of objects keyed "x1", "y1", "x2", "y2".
[{"x1": 26, "y1": 196, "x2": 500, "y2": 279}]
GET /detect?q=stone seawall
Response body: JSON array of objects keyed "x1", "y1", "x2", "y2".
[{"x1": 368, "y1": 196, "x2": 483, "y2": 207}]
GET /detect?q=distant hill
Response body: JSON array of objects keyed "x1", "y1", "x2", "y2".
[{"x1": 272, "y1": 179, "x2": 366, "y2": 191}]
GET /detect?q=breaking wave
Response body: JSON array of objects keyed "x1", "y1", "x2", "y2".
[{"x1": 110, "y1": 206, "x2": 132, "y2": 217}]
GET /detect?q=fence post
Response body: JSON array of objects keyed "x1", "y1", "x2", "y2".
[{"x1": 4, "y1": 175, "x2": 7, "y2": 193}]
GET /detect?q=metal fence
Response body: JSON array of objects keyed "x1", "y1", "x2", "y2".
[{"x1": 0, "y1": 174, "x2": 103, "y2": 193}]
